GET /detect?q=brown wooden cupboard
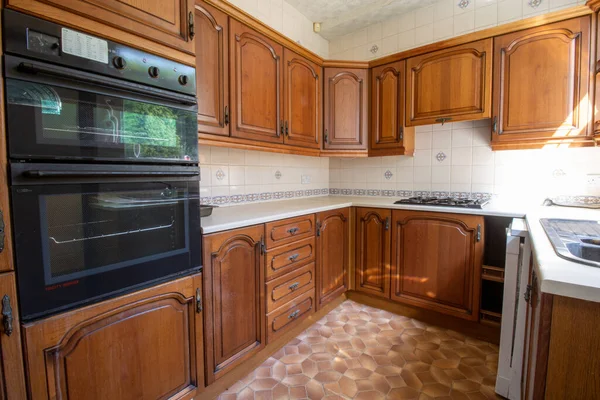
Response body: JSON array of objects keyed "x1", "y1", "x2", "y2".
[
  {"x1": 195, "y1": 1, "x2": 230, "y2": 137},
  {"x1": 323, "y1": 68, "x2": 369, "y2": 151},
  {"x1": 390, "y1": 210, "x2": 483, "y2": 321},
  {"x1": 316, "y1": 208, "x2": 350, "y2": 309},
  {"x1": 406, "y1": 39, "x2": 492, "y2": 127},
  {"x1": 491, "y1": 16, "x2": 592, "y2": 149},
  {"x1": 7, "y1": 0, "x2": 196, "y2": 57},
  {"x1": 370, "y1": 61, "x2": 414, "y2": 156},
  {"x1": 355, "y1": 208, "x2": 391, "y2": 299},
  {"x1": 202, "y1": 224, "x2": 265, "y2": 385},
  {"x1": 22, "y1": 273, "x2": 205, "y2": 400}
]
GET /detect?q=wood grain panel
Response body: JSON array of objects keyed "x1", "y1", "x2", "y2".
[
  {"x1": 265, "y1": 214, "x2": 315, "y2": 249},
  {"x1": 355, "y1": 208, "x2": 391, "y2": 299},
  {"x1": 195, "y1": 1, "x2": 229, "y2": 136},
  {"x1": 323, "y1": 68, "x2": 368, "y2": 150},
  {"x1": 370, "y1": 61, "x2": 406, "y2": 152},
  {"x1": 265, "y1": 262, "x2": 314, "y2": 312},
  {"x1": 283, "y1": 49, "x2": 321, "y2": 149},
  {"x1": 265, "y1": 237, "x2": 316, "y2": 281},
  {"x1": 406, "y1": 39, "x2": 492, "y2": 126},
  {"x1": 492, "y1": 16, "x2": 591, "y2": 147},
  {"x1": 391, "y1": 211, "x2": 483, "y2": 321},
  {"x1": 23, "y1": 274, "x2": 203, "y2": 400},
  {"x1": 203, "y1": 224, "x2": 265, "y2": 385},
  {"x1": 266, "y1": 290, "x2": 314, "y2": 344},
  {"x1": 229, "y1": 19, "x2": 283, "y2": 144},
  {"x1": 316, "y1": 208, "x2": 349, "y2": 309}
]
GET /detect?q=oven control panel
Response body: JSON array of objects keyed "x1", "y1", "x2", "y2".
[{"x1": 4, "y1": 9, "x2": 196, "y2": 97}]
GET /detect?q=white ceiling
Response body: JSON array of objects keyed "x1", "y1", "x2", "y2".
[{"x1": 284, "y1": 0, "x2": 439, "y2": 39}]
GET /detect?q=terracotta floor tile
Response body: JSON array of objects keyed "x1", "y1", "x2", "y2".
[{"x1": 217, "y1": 300, "x2": 500, "y2": 400}]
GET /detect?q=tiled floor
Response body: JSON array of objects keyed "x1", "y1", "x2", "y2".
[{"x1": 218, "y1": 300, "x2": 502, "y2": 400}]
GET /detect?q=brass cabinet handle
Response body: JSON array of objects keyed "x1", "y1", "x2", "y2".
[
  {"x1": 196, "y1": 288, "x2": 202, "y2": 313},
  {"x1": 435, "y1": 117, "x2": 452, "y2": 125},
  {"x1": 260, "y1": 236, "x2": 266, "y2": 255},
  {"x1": 224, "y1": 106, "x2": 229, "y2": 126},
  {"x1": 524, "y1": 284, "x2": 533, "y2": 303},
  {"x1": 493, "y1": 116, "x2": 498, "y2": 134},
  {"x1": 288, "y1": 253, "x2": 299, "y2": 262},
  {"x1": 324, "y1": 129, "x2": 328, "y2": 144},
  {"x1": 188, "y1": 11, "x2": 195, "y2": 39},
  {"x1": 2, "y1": 295, "x2": 13, "y2": 336},
  {"x1": 385, "y1": 217, "x2": 390, "y2": 231},
  {"x1": 287, "y1": 227, "x2": 299, "y2": 235},
  {"x1": 285, "y1": 121, "x2": 289, "y2": 136},
  {"x1": 289, "y1": 282, "x2": 300, "y2": 291},
  {"x1": 279, "y1": 121, "x2": 283, "y2": 137},
  {"x1": 288, "y1": 310, "x2": 300, "y2": 319},
  {"x1": 476, "y1": 224, "x2": 482, "y2": 242}
]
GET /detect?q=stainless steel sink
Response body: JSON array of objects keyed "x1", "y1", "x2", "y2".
[{"x1": 540, "y1": 219, "x2": 600, "y2": 267}]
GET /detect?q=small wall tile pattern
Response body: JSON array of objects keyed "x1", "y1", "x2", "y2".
[
  {"x1": 218, "y1": 300, "x2": 500, "y2": 400},
  {"x1": 330, "y1": 119, "x2": 600, "y2": 200},
  {"x1": 328, "y1": 0, "x2": 588, "y2": 60},
  {"x1": 200, "y1": 146, "x2": 330, "y2": 205}
]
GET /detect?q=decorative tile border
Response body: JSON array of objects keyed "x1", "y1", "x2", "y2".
[
  {"x1": 201, "y1": 188, "x2": 330, "y2": 206},
  {"x1": 328, "y1": 188, "x2": 493, "y2": 200},
  {"x1": 551, "y1": 195, "x2": 600, "y2": 205}
]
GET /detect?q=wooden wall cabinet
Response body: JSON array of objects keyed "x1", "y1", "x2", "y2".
[
  {"x1": 316, "y1": 208, "x2": 350, "y2": 309},
  {"x1": 370, "y1": 61, "x2": 414, "y2": 156},
  {"x1": 355, "y1": 208, "x2": 391, "y2": 299},
  {"x1": 391, "y1": 210, "x2": 483, "y2": 321},
  {"x1": 22, "y1": 274, "x2": 205, "y2": 400},
  {"x1": 406, "y1": 39, "x2": 492, "y2": 127},
  {"x1": 202, "y1": 224, "x2": 265, "y2": 385},
  {"x1": 195, "y1": 1, "x2": 230, "y2": 137},
  {"x1": 323, "y1": 68, "x2": 369, "y2": 151},
  {"x1": 7, "y1": 0, "x2": 196, "y2": 55},
  {"x1": 491, "y1": 16, "x2": 592, "y2": 149}
]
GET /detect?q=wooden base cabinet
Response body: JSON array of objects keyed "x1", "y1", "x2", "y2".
[
  {"x1": 390, "y1": 210, "x2": 483, "y2": 321},
  {"x1": 202, "y1": 225, "x2": 265, "y2": 385},
  {"x1": 316, "y1": 208, "x2": 349, "y2": 309},
  {"x1": 22, "y1": 274, "x2": 205, "y2": 400},
  {"x1": 355, "y1": 208, "x2": 391, "y2": 298}
]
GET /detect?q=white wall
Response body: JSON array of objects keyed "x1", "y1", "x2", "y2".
[
  {"x1": 226, "y1": 0, "x2": 330, "y2": 58},
  {"x1": 329, "y1": 0, "x2": 588, "y2": 60}
]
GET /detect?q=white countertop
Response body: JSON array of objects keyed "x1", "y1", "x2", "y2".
[
  {"x1": 201, "y1": 195, "x2": 600, "y2": 303},
  {"x1": 526, "y1": 206, "x2": 600, "y2": 303}
]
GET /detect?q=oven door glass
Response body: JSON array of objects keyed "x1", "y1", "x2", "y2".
[
  {"x1": 12, "y1": 180, "x2": 201, "y2": 320},
  {"x1": 6, "y1": 78, "x2": 198, "y2": 163}
]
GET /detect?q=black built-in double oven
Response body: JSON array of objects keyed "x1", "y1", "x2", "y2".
[{"x1": 3, "y1": 11, "x2": 201, "y2": 321}]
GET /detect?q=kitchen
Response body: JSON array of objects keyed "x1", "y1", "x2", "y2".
[{"x1": 0, "y1": 0, "x2": 598, "y2": 399}]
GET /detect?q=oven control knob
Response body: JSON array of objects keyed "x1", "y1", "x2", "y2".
[
  {"x1": 112, "y1": 56, "x2": 127, "y2": 70},
  {"x1": 148, "y1": 66, "x2": 160, "y2": 78},
  {"x1": 178, "y1": 75, "x2": 189, "y2": 86}
]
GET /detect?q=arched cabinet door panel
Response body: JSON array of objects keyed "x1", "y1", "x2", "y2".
[
  {"x1": 323, "y1": 68, "x2": 368, "y2": 150},
  {"x1": 195, "y1": 1, "x2": 230, "y2": 136},
  {"x1": 355, "y1": 208, "x2": 391, "y2": 298},
  {"x1": 230, "y1": 19, "x2": 284, "y2": 144},
  {"x1": 22, "y1": 274, "x2": 205, "y2": 400},
  {"x1": 371, "y1": 61, "x2": 406, "y2": 150},
  {"x1": 391, "y1": 211, "x2": 483, "y2": 321},
  {"x1": 491, "y1": 16, "x2": 591, "y2": 148}
]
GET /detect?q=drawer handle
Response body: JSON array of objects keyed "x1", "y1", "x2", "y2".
[
  {"x1": 289, "y1": 282, "x2": 300, "y2": 291},
  {"x1": 287, "y1": 227, "x2": 299, "y2": 235},
  {"x1": 288, "y1": 310, "x2": 300, "y2": 319},
  {"x1": 288, "y1": 253, "x2": 299, "y2": 262}
]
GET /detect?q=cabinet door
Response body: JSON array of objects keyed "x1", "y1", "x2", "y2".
[
  {"x1": 316, "y1": 208, "x2": 349, "y2": 309},
  {"x1": 0, "y1": 273, "x2": 27, "y2": 400},
  {"x1": 406, "y1": 39, "x2": 492, "y2": 126},
  {"x1": 323, "y1": 68, "x2": 368, "y2": 150},
  {"x1": 283, "y1": 49, "x2": 321, "y2": 149},
  {"x1": 355, "y1": 208, "x2": 391, "y2": 299},
  {"x1": 7, "y1": 0, "x2": 195, "y2": 54},
  {"x1": 23, "y1": 274, "x2": 205, "y2": 400},
  {"x1": 492, "y1": 16, "x2": 591, "y2": 147},
  {"x1": 371, "y1": 61, "x2": 406, "y2": 151},
  {"x1": 230, "y1": 19, "x2": 284, "y2": 144},
  {"x1": 203, "y1": 225, "x2": 265, "y2": 384},
  {"x1": 391, "y1": 211, "x2": 483, "y2": 320},
  {"x1": 195, "y1": 1, "x2": 229, "y2": 136}
]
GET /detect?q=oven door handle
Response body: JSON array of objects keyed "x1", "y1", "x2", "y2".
[
  {"x1": 16, "y1": 61, "x2": 197, "y2": 106},
  {"x1": 23, "y1": 170, "x2": 200, "y2": 178}
]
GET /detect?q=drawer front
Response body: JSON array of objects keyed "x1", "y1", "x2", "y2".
[
  {"x1": 266, "y1": 262, "x2": 315, "y2": 312},
  {"x1": 265, "y1": 215, "x2": 315, "y2": 249},
  {"x1": 266, "y1": 237, "x2": 316, "y2": 280},
  {"x1": 267, "y1": 290, "x2": 314, "y2": 344}
]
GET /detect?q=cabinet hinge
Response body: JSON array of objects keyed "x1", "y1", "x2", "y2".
[
  {"x1": 279, "y1": 121, "x2": 283, "y2": 137},
  {"x1": 316, "y1": 222, "x2": 321, "y2": 237},
  {"x1": 195, "y1": 288, "x2": 203, "y2": 313},
  {"x1": 2, "y1": 295, "x2": 13, "y2": 337},
  {"x1": 524, "y1": 284, "x2": 533, "y2": 303},
  {"x1": 324, "y1": 129, "x2": 328, "y2": 144},
  {"x1": 285, "y1": 121, "x2": 289, "y2": 136},
  {"x1": 476, "y1": 224, "x2": 481, "y2": 242},
  {"x1": 0, "y1": 210, "x2": 4, "y2": 253},
  {"x1": 224, "y1": 106, "x2": 229, "y2": 126},
  {"x1": 188, "y1": 11, "x2": 195, "y2": 39},
  {"x1": 385, "y1": 217, "x2": 390, "y2": 231},
  {"x1": 260, "y1": 236, "x2": 266, "y2": 254},
  {"x1": 399, "y1": 129, "x2": 403, "y2": 141},
  {"x1": 493, "y1": 116, "x2": 498, "y2": 134}
]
